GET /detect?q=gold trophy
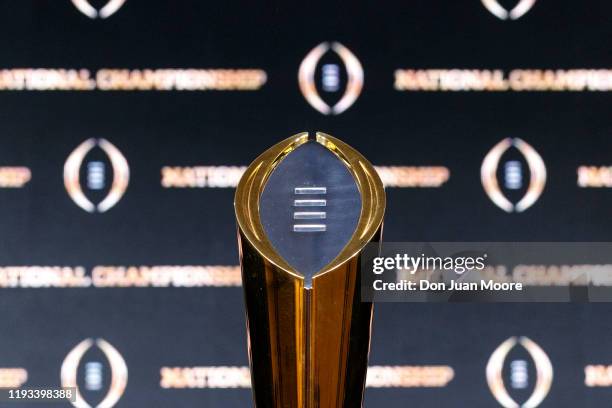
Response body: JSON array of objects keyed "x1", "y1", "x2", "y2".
[{"x1": 235, "y1": 132, "x2": 385, "y2": 407}]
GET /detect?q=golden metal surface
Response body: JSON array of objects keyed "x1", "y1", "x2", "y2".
[{"x1": 235, "y1": 132, "x2": 385, "y2": 407}]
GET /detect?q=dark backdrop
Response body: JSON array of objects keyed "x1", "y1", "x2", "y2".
[{"x1": 0, "y1": 1, "x2": 610, "y2": 407}]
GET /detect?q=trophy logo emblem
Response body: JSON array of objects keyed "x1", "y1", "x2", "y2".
[
  {"x1": 64, "y1": 138, "x2": 130, "y2": 213},
  {"x1": 481, "y1": 138, "x2": 546, "y2": 213},
  {"x1": 481, "y1": 0, "x2": 537, "y2": 20},
  {"x1": 61, "y1": 338, "x2": 128, "y2": 408},
  {"x1": 71, "y1": 0, "x2": 127, "y2": 19},
  {"x1": 486, "y1": 337, "x2": 553, "y2": 408},
  {"x1": 298, "y1": 42, "x2": 364, "y2": 115}
]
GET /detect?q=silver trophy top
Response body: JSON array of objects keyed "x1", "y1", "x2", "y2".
[{"x1": 259, "y1": 139, "x2": 362, "y2": 286}]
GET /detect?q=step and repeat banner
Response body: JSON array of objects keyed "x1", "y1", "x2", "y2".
[{"x1": 0, "y1": 1, "x2": 611, "y2": 407}]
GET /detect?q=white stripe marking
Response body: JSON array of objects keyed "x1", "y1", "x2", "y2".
[
  {"x1": 293, "y1": 212, "x2": 327, "y2": 220},
  {"x1": 294, "y1": 199, "x2": 326, "y2": 207},
  {"x1": 294, "y1": 186, "x2": 327, "y2": 195},
  {"x1": 293, "y1": 224, "x2": 327, "y2": 232}
]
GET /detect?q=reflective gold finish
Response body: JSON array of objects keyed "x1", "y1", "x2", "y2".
[{"x1": 235, "y1": 132, "x2": 385, "y2": 407}]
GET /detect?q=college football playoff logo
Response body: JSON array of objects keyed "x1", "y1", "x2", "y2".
[
  {"x1": 64, "y1": 138, "x2": 130, "y2": 213},
  {"x1": 486, "y1": 337, "x2": 553, "y2": 408},
  {"x1": 298, "y1": 42, "x2": 364, "y2": 115},
  {"x1": 61, "y1": 338, "x2": 128, "y2": 408},
  {"x1": 481, "y1": 0, "x2": 537, "y2": 20},
  {"x1": 71, "y1": 0, "x2": 126, "y2": 19},
  {"x1": 481, "y1": 138, "x2": 546, "y2": 213}
]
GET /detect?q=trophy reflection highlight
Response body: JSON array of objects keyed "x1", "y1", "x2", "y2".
[{"x1": 235, "y1": 132, "x2": 385, "y2": 407}]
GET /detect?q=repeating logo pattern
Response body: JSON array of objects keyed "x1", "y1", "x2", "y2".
[
  {"x1": 298, "y1": 42, "x2": 364, "y2": 115},
  {"x1": 61, "y1": 338, "x2": 128, "y2": 408},
  {"x1": 481, "y1": 0, "x2": 537, "y2": 20},
  {"x1": 481, "y1": 138, "x2": 546, "y2": 213},
  {"x1": 64, "y1": 138, "x2": 130, "y2": 213},
  {"x1": 486, "y1": 336, "x2": 553, "y2": 408},
  {"x1": 71, "y1": 0, "x2": 126, "y2": 19}
]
